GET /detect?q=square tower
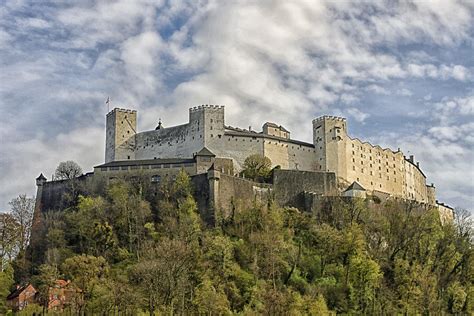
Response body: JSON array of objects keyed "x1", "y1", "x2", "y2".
[
  {"x1": 105, "y1": 108, "x2": 137, "y2": 162},
  {"x1": 313, "y1": 116, "x2": 348, "y2": 179}
]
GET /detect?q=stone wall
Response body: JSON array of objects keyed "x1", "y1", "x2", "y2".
[
  {"x1": 214, "y1": 173, "x2": 272, "y2": 218},
  {"x1": 272, "y1": 169, "x2": 337, "y2": 209}
]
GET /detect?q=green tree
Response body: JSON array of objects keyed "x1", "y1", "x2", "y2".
[
  {"x1": 0, "y1": 264, "x2": 14, "y2": 314},
  {"x1": 61, "y1": 254, "x2": 108, "y2": 313},
  {"x1": 241, "y1": 154, "x2": 272, "y2": 181}
]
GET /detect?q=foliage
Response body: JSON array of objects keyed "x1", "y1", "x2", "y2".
[
  {"x1": 241, "y1": 154, "x2": 272, "y2": 181},
  {"x1": 54, "y1": 160, "x2": 83, "y2": 180},
  {"x1": 1, "y1": 171, "x2": 472, "y2": 314}
]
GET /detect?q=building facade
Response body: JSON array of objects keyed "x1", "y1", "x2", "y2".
[{"x1": 105, "y1": 105, "x2": 438, "y2": 206}]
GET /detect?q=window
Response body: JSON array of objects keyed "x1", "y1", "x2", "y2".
[
  {"x1": 131, "y1": 165, "x2": 140, "y2": 170},
  {"x1": 121, "y1": 166, "x2": 128, "y2": 170},
  {"x1": 100, "y1": 167, "x2": 107, "y2": 171},
  {"x1": 151, "y1": 175, "x2": 161, "y2": 183},
  {"x1": 353, "y1": 166, "x2": 356, "y2": 171},
  {"x1": 127, "y1": 155, "x2": 130, "y2": 160}
]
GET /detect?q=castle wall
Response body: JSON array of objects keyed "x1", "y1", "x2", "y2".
[
  {"x1": 404, "y1": 159, "x2": 428, "y2": 203},
  {"x1": 134, "y1": 123, "x2": 204, "y2": 160},
  {"x1": 215, "y1": 174, "x2": 272, "y2": 218},
  {"x1": 272, "y1": 169, "x2": 337, "y2": 209},
  {"x1": 207, "y1": 133, "x2": 264, "y2": 171}
]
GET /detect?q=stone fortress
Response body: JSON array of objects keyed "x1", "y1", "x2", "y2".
[
  {"x1": 101, "y1": 105, "x2": 450, "y2": 211},
  {"x1": 34, "y1": 104, "x2": 454, "y2": 231}
]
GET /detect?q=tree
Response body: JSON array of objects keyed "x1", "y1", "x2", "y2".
[
  {"x1": 129, "y1": 238, "x2": 195, "y2": 314},
  {"x1": 61, "y1": 255, "x2": 108, "y2": 313},
  {"x1": 54, "y1": 160, "x2": 83, "y2": 180},
  {"x1": 241, "y1": 154, "x2": 272, "y2": 181},
  {"x1": 9, "y1": 194, "x2": 34, "y2": 254},
  {"x1": 0, "y1": 213, "x2": 19, "y2": 271}
]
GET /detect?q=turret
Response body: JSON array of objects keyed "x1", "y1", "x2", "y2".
[
  {"x1": 36, "y1": 173, "x2": 47, "y2": 186},
  {"x1": 105, "y1": 108, "x2": 137, "y2": 162}
]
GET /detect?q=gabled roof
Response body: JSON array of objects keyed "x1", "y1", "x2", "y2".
[
  {"x1": 7, "y1": 284, "x2": 36, "y2": 300},
  {"x1": 345, "y1": 181, "x2": 366, "y2": 192},
  {"x1": 263, "y1": 122, "x2": 290, "y2": 133},
  {"x1": 195, "y1": 147, "x2": 215, "y2": 157},
  {"x1": 36, "y1": 173, "x2": 46, "y2": 181}
]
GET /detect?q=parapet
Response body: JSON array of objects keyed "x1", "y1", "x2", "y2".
[
  {"x1": 189, "y1": 104, "x2": 225, "y2": 113},
  {"x1": 107, "y1": 108, "x2": 137, "y2": 117},
  {"x1": 312, "y1": 115, "x2": 347, "y2": 124}
]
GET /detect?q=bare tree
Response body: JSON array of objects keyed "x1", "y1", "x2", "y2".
[
  {"x1": 0, "y1": 213, "x2": 19, "y2": 271},
  {"x1": 9, "y1": 194, "x2": 35, "y2": 254},
  {"x1": 454, "y1": 208, "x2": 473, "y2": 241},
  {"x1": 54, "y1": 160, "x2": 83, "y2": 180}
]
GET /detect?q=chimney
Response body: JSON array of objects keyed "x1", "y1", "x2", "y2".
[
  {"x1": 417, "y1": 162, "x2": 420, "y2": 168},
  {"x1": 409, "y1": 155, "x2": 414, "y2": 163},
  {"x1": 249, "y1": 126, "x2": 252, "y2": 131}
]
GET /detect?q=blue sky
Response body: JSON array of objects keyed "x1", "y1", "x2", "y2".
[{"x1": 0, "y1": 0, "x2": 473, "y2": 212}]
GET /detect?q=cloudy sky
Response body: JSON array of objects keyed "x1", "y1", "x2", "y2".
[{"x1": 0, "y1": 0, "x2": 473, "y2": 212}]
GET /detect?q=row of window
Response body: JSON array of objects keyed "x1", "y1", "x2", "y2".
[{"x1": 101, "y1": 163, "x2": 194, "y2": 171}]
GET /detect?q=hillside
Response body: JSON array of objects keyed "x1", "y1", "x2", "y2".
[{"x1": 1, "y1": 170, "x2": 473, "y2": 315}]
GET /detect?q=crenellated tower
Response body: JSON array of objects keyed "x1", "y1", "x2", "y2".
[
  {"x1": 313, "y1": 116, "x2": 348, "y2": 180},
  {"x1": 189, "y1": 105, "x2": 225, "y2": 148},
  {"x1": 105, "y1": 108, "x2": 137, "y2": 162}
]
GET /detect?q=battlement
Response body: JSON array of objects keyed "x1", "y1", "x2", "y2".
[
  {"x1": 312, "y1": 115, "x2": 347, "y2": 123},
  {"x1": 189, "y1": 104, "x2": 225, "y2": 113},
  {"x1": 106, "y1": 108, "x2": 137, "y2": 117}
]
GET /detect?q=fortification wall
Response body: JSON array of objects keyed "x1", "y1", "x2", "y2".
[
  {"x1": 215, "y1": 174, "x2": 272, "y2": 218},
  {"x1": 272, "y1": 169, "x2": 337, "y2": 209}
]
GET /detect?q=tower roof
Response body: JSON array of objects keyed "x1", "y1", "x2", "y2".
[
  {"x1": 195, "y1": 147, "x2": 215, "y2": 157},
  {"x1": 36, "y1": 173, "x2": 46, "y2": 181},
  {"x1": 344, "y1": 181, "x2": 366, "y2": 192},
  {"x1": 155, "y1": 118, "x2": 163, "y2": 130}
]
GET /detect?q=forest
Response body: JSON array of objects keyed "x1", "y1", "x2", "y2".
[{"x1": 0, "y1": 169, "x2": 473, "y2": 315}]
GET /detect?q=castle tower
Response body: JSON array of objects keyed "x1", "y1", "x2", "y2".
[
  {"x1": 105, "y1": 108, "x2": 137, "y2": 162},
  {"x1": 313, "y1": 116, "x2": 348, "y2": 180},
  {"x1": 189, "y1": 105, "x2": 225, "y2": 150}
]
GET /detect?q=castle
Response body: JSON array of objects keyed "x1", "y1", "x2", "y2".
[
  {"x1": 101, "y1": 105, "x2": 450, "y2": 212},
  {"x1": 33, "y1": 104, "x2": 454, "y2": 235}
]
